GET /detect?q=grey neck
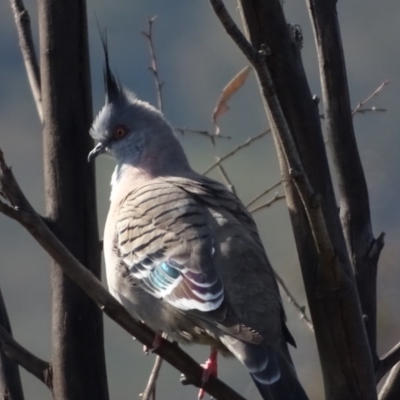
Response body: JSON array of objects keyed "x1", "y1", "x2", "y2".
[{"x1": 110, "y1": 127, "x2": 192, "y2": 200}]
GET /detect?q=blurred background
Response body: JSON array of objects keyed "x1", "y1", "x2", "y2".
[{"x1": 0, "y1": 1, "x2": 399, "y2": 399}]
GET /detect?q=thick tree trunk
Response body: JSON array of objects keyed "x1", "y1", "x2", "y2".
[
  {"x1": 306, "y1": 0, "x2": 383, "y2": 365},
  {"x1": 37, "y1": 0, "x2": 109, "y2": 398},
  {"x1": 236, "y1": 1, "x2": 377, "y2": 399}
]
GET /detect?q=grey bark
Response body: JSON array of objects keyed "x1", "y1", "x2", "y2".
[
  {"x1": 306, "y1": 0, "x2": 384, "y2": 366},
  {"x1": 37, "y1": 0, "x2": 109, "y2": 398},
  {"x1": 232, "y1": 1, "x2": 377, "y2": 399}
]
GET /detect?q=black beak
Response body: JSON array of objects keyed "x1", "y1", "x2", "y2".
[{"x1": 88, "y1": 142, "x2": 106, "y2": 162}]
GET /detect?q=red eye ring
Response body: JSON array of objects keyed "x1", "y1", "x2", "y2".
[{"x1": 113, "y1": 125, "x2": 128, "y2": 140}]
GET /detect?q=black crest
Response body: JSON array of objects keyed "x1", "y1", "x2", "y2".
[{"x1": 98, "y1": 28, "x2": 122, "y2": 104}]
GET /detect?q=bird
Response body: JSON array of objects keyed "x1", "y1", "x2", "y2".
[{"x1": 88, "y1": 40, "x2": 309, "y2": 400}]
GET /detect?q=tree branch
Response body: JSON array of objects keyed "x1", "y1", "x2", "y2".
[
  {"x1": 247, "y1": 182, "x2": 312, "y2": 332},
  {"x1": 208, "y1": 0, "x2": 259, "y2": 63},
  {"x1": 142, "y1": 16, "x2": 164, "y2": 113},
  {"x1": 202, "y1": 129, "x2": 270, "y2": 175},
  {"x1": 355, "y1": 107, "x2": 386, "y2": 115},
  {"x1": 210, "y1": 1, "x2": 377, "y2": 399},
  {"x1": 140, "y1": 355, "x2": 163, "y2": 400},
  {"x1": 216, "y1": 159, "x2": 236, "y2": 194},
  {"x1": 377, "y1": 342, "x2": 400, "y2": 383},
  {"x1": 352, "y1": 81, "x2": 390, "y2": 116},
  {"x1": 0, "y1": 324, "x2": 52, "y2": 392},
  {"x1": 9, "y1": 0, "x2": 42, "y2": 121},
  {"x1": 0, "y1": 149, "x2": 245, "y2": 400},
  {"x1": 379, "y1": 363, "x2": 400, "y2": 400},
  {"x1": 307, "y1": 0, "x2": 383, "y2": 365},
  {"x1": 245, "y1": 180, "x2": 281, "y2": 208},
  {"x1": 248, "y1": 192, "x2": 285, "y2": 214},
  {"x1": 175, "y1": 127, "x2": 230, "y2": 147},
  {"x1": 0, "y1": 288, "x2": 25, "y2": 400},
  {"x1": 274, "y1": 272, "x2": 314, "y2": 332}
]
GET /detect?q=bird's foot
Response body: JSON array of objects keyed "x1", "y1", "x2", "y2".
[
  {"x1": 198, "y1": 348, "x2": 218, "y2": 399},
  {"x1": 143, "y1": 332, "x2": 163, "y2": 355}
]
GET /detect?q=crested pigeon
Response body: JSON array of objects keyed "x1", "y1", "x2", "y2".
[{"x1": 88, "y1": 43, "x2": 309, "y2": 400}]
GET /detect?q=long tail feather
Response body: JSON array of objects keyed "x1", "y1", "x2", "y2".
[
  {"x1": 220, "y1": 335, "x2": 309, "y2": 400},
  {"x1": 251, "y1": 351, "x2": 309, "y2": 400}
]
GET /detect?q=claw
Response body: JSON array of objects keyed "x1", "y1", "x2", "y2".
[{"x1": 143, "y1": 332, "x2": 163, "y2": 355}]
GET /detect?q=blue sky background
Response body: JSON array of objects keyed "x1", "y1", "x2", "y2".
[{"x1": 0, "y1": 1, "x2": 399, "y2": 399}]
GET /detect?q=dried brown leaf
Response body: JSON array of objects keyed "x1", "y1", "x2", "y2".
[{"x1": 212, "y1": 66, "x2": 252, "y2": 134}]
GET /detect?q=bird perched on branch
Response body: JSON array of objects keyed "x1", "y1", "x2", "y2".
[{"x1": 88, "y1": 41, "x2": 309, "y2": 400}]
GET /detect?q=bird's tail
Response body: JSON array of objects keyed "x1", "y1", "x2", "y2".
[
  {"x1": 220, "y1": 336, "x2": 309, "y2": 400},
  {"x1": 250, "y1": 349, "x2": 309, "y2": 400}
]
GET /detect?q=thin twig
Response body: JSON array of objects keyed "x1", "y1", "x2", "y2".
[
  {"x1": 245, "y1": 180, "x2": 282, "y2": 208},
  {"x1": 248, "y1": 192, "x2": 285, "y2": 214},
  {"x1": 216, "y1": 159, "x2": 236, "y2": 194},
  {"x1": 0, "y1": 149, "x2": 245, "y2": 400},
  {"x1": 142, "y1": 16, "x2": 164, "y2": 113},
  {"x1": 175, "y1": 127, "x2": 231, "y2": 147},
  {"x1": 141, "y1": 332, "x2": 168, "y2": 400},
  {"x1": 247, "y1": 183, "x2": 310, "y2": 332},
  {"x1": 0, "y1": 325, "x2": 52, "y2": 390},
  {"x1": 274, "y1": 272, "x2": 314, "y2": 332},
  {"x1": 141, "y1": 355, "x2": 163, "y2": 400},
  {"x1": 377, "y1": 342, "x2": 400, "y2": 382},
  {"x1": 202, "y1": 129, "x2": 271, "y2": 175},
  {"x1": 352, "y1": 80, "x2": 390, "y2": 116},
  {"x1": 9, "y1": 0, "x2": 42, "y2": 121},
  {"x1": 355, "y1": 107, "x2": 386, "y2": 114},
  {"x1": 322, "y1": 108, "x2": 386, "y2": 120}
]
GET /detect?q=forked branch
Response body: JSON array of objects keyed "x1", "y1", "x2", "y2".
[
  {"x1": 0, "y1": 288, "x2": 25, "y2": 399},
  {"x1": 0, "y1": 324, "x2": 52, "y2": 391},
  {"x1": 377, "y1": 341, "x2": 400, "y2": 382},
  {"x1": 352, "y1": 81, "x2": 390, "y2": 116},
  {"x1": 248, "y1": 192, "x2": 285, "y2": 214},
  {"x1": 210, "y1": 1, "x2": 377, "y2": 399},
  {"x1": 246, "y1": 180, "x2": 282, "y2": 208},
  {"x1": 175, "y1": 127, "x2": 231, "y2": 147}
]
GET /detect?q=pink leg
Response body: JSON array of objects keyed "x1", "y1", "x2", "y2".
[
  {"x1": 143, "y1": 332, "x2": 163, "y2": 355},
  {"x1": 198, "y1": 347, "x2": 218, "y2": 399}
]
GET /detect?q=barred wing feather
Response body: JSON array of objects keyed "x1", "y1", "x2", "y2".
[{"x1": 116, "y1": 181, "x2": 224, "y2": 313}]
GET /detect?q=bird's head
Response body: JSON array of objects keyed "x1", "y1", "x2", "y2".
[{"x1": 88, "y1": 38, "x2": 171, "y2": 167}]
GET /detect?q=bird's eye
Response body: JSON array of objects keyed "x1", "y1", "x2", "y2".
[{"x1": 113, "y1": 125, "x2": 128, "y2": 140}]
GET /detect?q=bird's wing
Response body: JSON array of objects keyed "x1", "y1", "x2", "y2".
[
  {"x1": 116, "y1": 179, "x2": 224, "y2": 313},
  {"x1": 165, "y1": 176, "x2": 263, "y2": 248},
  {"x1": 165, "y1": 175, "x2": 294, "y2": 347}
]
